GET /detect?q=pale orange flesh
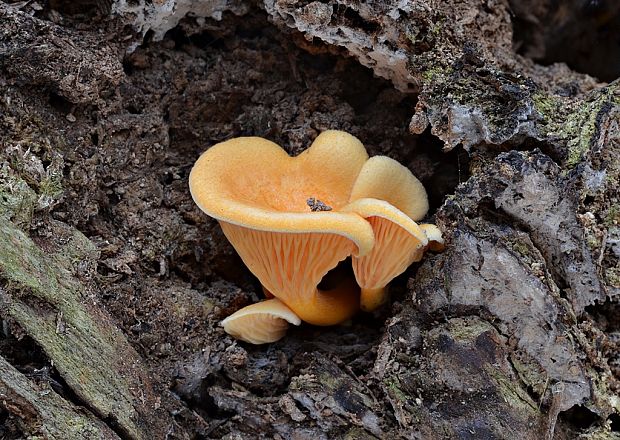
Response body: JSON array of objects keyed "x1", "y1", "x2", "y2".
[
  {"x1": 352, "y1": 216, "x2": 426, "y2": 311},
  {"x1": 194, "y1": 134, "x2": 359, "y2": 213},
  {"x1": 226, "y1": 315, "x2": 290, "y2": 344},
  {"x1": 359, "y1": 286, "x2": 388, "y2": 312},
  {"x1": 420, "y1": 224, "x2": 446, "y2": 251},
  {"x1": 220, "y1": 221, "x2": 359, "y2": 325},
  {"x1": 224, "y1": 171, "x2": 342, "y2": 213},
  {"x1": 350, "y1": 156, "x2": 429, "y2": 221}
]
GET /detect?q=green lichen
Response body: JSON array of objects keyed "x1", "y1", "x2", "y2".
[
  {"x1": 509, "y1": 352, "x2": 548, "y2": 397},
  {"x1": 510, "y1": 240, "x2": 533, "y2": 259},
  {"x1": 532, "y1": 92, "x2": 562, "y2": 121},
  {"x1": 534, "y1": 87, "x2": 615, "y2": 169},
  {"x1": 38, "y1": 175, "x2": 63, "y2": 202},
  {"x1": 565, "y1": 104, "x2": 602, "y2": 168},
  {"x1": 0, "y1": 147, "x2": 64, "y2": 228},
  {"x1": 605, "y1": 267, "x2": 620, "y2": 288},
  {"x1": 0, "y1": 164, "x2": 37, "y2": 227},
  {"x1": 485, "y1": 366, "x2": 539, "y2": 415},
  {"x1": 604, "y1": 205, "x2": 620, "y2": 227},
  {"x1": 586, "y1": 233, "x2": 601, "y2": 251},
  {"x1": 343, "y1": 427, "x2": 377, "y2": 440},
  {"x1": 384, "y1": 377, "x2": 408, "y2": 402},
  {"x1": 446, "y1": 317, "x2": 494, "y2": 343}
]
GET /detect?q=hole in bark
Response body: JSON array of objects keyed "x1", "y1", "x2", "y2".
[
  {"x1": 164, "y1": 26, "x2": 226, "y2": 51},
  {"x1": 510, "y1": 0, "x2": 620, "y2": 82},
  {"x1": 122, "y1": 57, "x2": 134, "y2": 75},
  {"x1": 43, "y1": 8, "x2": 462, "y2": 432},
  {"x1": 559, "y1": 404, "x2": 599, "y2": 430},
  {"x1": 610, "y1": 413, "x2": 620, "y2": 431},
  {"x1": 411, "y1": 137, "x2": 470, "y2": 213},
  {"x1": 47, "y1": 0, "x2": 111, "y2": 17},
  {"x1": 48, "y1": 92, "x2": 72, "y2": 114},
  {"x1": 172, "y1": 373, "x2": 235, "y2": 420},
  {"x1": 586, "y1": 298, "x2": 620, "y2": 332},
  {"x1": 333, "y1": 6, "x2": 380, "y2": 33},
  {"x1": 0, "y1": 329, "x2": 48, "y2": 371},
  {"x1": 0, "y1": 323, "x2": 119, "y2": 433},
  {"x1": 0, "y1": 408, "x2": 23, "y2": 439}
]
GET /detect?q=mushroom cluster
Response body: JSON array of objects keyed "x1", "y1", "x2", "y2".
[{"x1": 189, "y1": 131, "x2": 443, "y2": 344}]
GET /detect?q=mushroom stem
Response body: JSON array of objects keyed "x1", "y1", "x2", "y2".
[
  {"x1": 360, "y1": 286, "x2": 388, "y2": 312},
  {"x1": 294, "y1": 278, "x2": 360, "y2": 326}
]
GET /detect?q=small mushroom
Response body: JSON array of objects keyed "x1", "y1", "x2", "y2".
[
  {"x1": 189, "y1": 131, "x2": 375, "y2": 327},
  {"x1": 221, "y1": 298, "x2": 301, "y2": 344},
  {"x1": 419, "y1": 223, "x2": 445, "y2": 251},
  {"x1": 344, "y1": 198, "x2": 429, "y2": 311},
  {"x1": 344, "y1": 156, "x2": 440, "y2": 311}
]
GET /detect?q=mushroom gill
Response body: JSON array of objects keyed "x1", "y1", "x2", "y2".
[
  {"x1": 221, "y1": 298, "x2": 301, "y2": 344},
  {"x1": 343, "y1": 198, "x2": 429, "y2": 311}
]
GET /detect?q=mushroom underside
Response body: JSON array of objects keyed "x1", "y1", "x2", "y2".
[
  {"x1": 220, "y1": 221, "x2": 361, "y2": 325},
  {"x1": 352, "y1": 216, "x2": 427, "y2": 311},
  {"x1": 221, "y1": 298, "x2": 301, "y2": 344}
]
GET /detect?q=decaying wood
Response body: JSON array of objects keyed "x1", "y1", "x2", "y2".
[
  {"x1": 0, "y1": 355, "x2": 120, "y2": 439},
  {"x1": 0, "y1": 221, "x2": 174, "y2": 439},
  {"x1": 0, "y1": 0, "x2": 618, "y2": 438}
]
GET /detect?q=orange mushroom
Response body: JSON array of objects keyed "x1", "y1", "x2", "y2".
[
  {"x1": 190, "y1": 130, "x2": 443, "y2": 343},
  {"x1": 189, "y1": 131, "x2": 375, "y2": 328},
  {"x1": 343, "y1": 156, "x2": 442, "y2": 311},
  {"x1": 221, "y1": 298, "x2": 301, "y2": 344}
]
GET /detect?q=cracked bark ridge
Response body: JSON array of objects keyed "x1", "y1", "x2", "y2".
[
  {"x1": 112, "y1": 0, "x2": 249, "y2": 40},
  {"x1": 112, "y1": 1, "x2": 609, "y2": 155},
  {"x1": 458, "y1": 151, "x2": 604, "y2": 312},
  {"x1": 206, "y1": 352, "x2": 387, "y2": 438},
  {"x1": 375, "y1": 150, "x2": 617, "y2": 439},
  {"x1": 248, "y1": 1, "x2": 601, "y2": 153}
]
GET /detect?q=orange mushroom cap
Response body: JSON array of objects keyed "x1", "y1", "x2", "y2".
[
  {"x1": 221, "y1": 298, "x2": 301, "y2": 344},
  {"x1": 350, "y1": 156, "x2": 429, "y2": 221},
  {"x1": 189, "y1": 131, "x2": 374, "y2": 326},
  {"x1": 189, "y1": 132, "x2": 374, "y2": 252}
]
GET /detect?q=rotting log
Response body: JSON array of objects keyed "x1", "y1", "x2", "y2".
[
  {"x1": 0, "y1": 0, "x2": 618, "y2": 438},
  {"x1": 378, "y1": 149, "x2": 619, "y2": 439},
  {"x1": 0, "y1": 355, "x2": 120, "y2": 440},
  {"x1": 0, "y1": 221, "x2": 172, "y2": 439}
]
